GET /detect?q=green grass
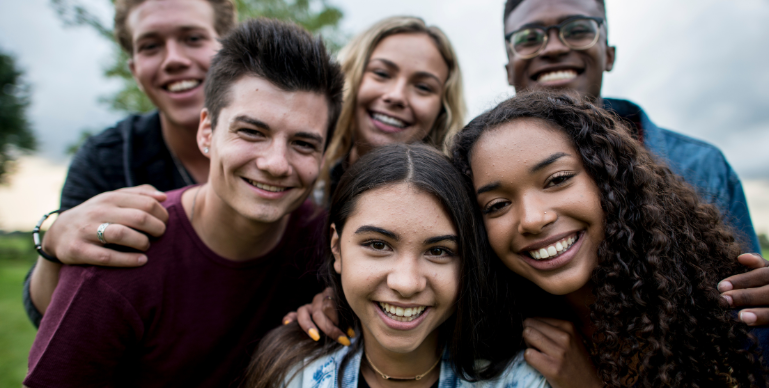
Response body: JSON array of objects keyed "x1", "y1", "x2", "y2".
[{"x1": 0, "y1": 232, "x2": 38, "y2": 387}]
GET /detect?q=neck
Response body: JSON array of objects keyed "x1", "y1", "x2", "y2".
[
  {"x1": 159, "y1": 111, "x2": 210, "y2": 184},
  {"x1": 563, "y1": 283, "x2": 596, "y2": 339},
  {"x1": 360, "y1": 331, "x2": 441, "y2": 388},
  {"x1": 181, "y1": 185, "x2": 289, "y2": 261}
]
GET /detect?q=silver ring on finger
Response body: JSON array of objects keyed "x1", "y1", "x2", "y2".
[{"x1": 96, "y1": 222, "x2": 112, "y2": 244}]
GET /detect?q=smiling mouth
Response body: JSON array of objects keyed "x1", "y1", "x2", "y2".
[
  {"x1": 534, "y1": 69, "x2": 579, "y2": 84},
  {"x1": 163, "y1": 79, "x2": 202, "y2": 93},
  {"x1": 379, "y1": 302, "x2": 426, "y2": 322},
  {"x1": 370, "y1": 112, "x2": 407, "y2": 129},
  {"x1": 242, "y1": 178, "x2": 288, "y2": 193},
  {"x1": 527, "y1": 233, "x2": 580, "y2": 260}
]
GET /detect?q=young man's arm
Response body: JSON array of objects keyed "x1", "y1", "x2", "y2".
[
  {"x1": 24, "y1": 266, "x2": 144, "y2": 387},
  {"x1": 25, "y1": 137, "x2": 168, "y2": 325}
]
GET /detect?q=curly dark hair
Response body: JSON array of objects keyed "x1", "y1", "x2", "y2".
[{"x1": 451, "y1": 90, "x2": 767, "y2": 387}]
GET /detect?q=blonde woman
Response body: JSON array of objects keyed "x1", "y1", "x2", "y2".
[{"x1": 321, "y1": 16, "x2": 466, "y2": 200}]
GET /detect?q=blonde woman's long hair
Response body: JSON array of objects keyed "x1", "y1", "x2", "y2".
[{"x1": 321, "y1": 16, "x2": 466, "y2": 188}]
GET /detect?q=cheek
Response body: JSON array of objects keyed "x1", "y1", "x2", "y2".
[
  {"x1": 413, "y1": 96, "x2": 443, "y2": 127},
  {"x1": 293, "y1": 156, "x2": 321, "y2": 185}
]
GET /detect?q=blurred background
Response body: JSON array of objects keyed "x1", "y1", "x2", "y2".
[{"x1": 0, "y1": 0, "x2": 767, "y2": 384}]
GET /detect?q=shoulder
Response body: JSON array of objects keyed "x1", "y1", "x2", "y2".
[
  {"x1": 284, "y1": 346, "x2": 352, "y2": 388},
  {"x1": 454, "y1": 352, "x2": 549, "y2": 388},
  {"x1": 82, "y1": 111, "x2": 159, "y2": 150}
]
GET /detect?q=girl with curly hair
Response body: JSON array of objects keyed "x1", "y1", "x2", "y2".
[{"x1": 451, "y1": 90, "x2": 768, "y2": 387}]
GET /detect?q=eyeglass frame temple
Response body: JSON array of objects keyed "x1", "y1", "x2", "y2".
[{"x1": 504, "y1": 16, "x2": 605, "y2": 59}]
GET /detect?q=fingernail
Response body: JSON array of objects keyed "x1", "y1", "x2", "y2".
[
  {"x1": 283, "y1": 319, "x2": 291, "y2": 325},
  {"x1": 137, "y1": 256, "x2": 147, "y2": 265},
  {"x1": 347, "y1": 327, "x2": 355, "y2": 338},
  {"x1": 721, "y1": 294, "x2": 733, "y2": 306},
  {"x1": 308, "y1": 328, "x2": 320, "y2": 341},
  {"x1": 717, "y1": 281, "x2": 733, "y2": 292},
  {"x1": 155, "y1": 191, "x2": 165, "y2": 196},
  {"x1": 740, "y1": 311, "x2": 758, "y2": 325},
  {"x1": 337, "y1": 336, "x2": 351, "y2": 346}
]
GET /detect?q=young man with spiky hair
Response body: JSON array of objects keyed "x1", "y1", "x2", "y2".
[
  {"x1": 24, "y1": 18, "x2": 344, "y2": 388},
  {"x1": 25, "y1": 0, "x2": 237, "y2": 327}
]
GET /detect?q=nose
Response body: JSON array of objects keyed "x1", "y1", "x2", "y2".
[
  {"x1": 161, "y1": 40, "x2": 192, "y2": 73},
  {"x1": 517, "y1": 193, "x2": 557, "y2": 235},
  {"x1": 255, "y1": 140, "x2": 292, "y2": 178},
  {"x1": 381, "y1": 78, "x2": 408, "y2": 108},
  {"x1": 539, "y1": 28, "x2": 570, "y2": 58},
  {"x1": 386, "y1": 254, "x2": 426, "y2": 298}
]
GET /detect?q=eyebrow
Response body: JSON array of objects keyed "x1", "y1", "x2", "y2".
[
  {"x1": 354, "y1": 225, "x2": 398, "y2": 241},
  {"x1": 369, "y1": 58, "x2": 444, "y2": 84},
  {"x1": 134, "y1": 26, "x2": 208, "y2": 43},
  {"x1": 517, "y1": 14, "x2": 589, "y2": 29},
  {"x1": 233, "y1": 115, "x2": 270, "y2": 130},
  {"x1": 530, "y1": 152, "x2": 569, "y2": 174},
  {"x1": 477, "y1": 181, "x2": 500, "y2": 195},
  {"x1": 424, "y1": 235, "x2": 458, "y2": 245}
]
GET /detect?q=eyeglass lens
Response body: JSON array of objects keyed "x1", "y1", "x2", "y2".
[{"x1": 511, "y1": 18, "x2": 600, "y2": 57}]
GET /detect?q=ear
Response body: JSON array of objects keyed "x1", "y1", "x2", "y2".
[
  {"x1": 505, "y1": 63, "x2": 515, "y2": 87},
  {"x1": 604, "y1": 45, "x2": 616, "y2": 72},
  {"x1": 197, "y1": 109, "x2": 213, "y2": 158},
  {"x1": 330, "y1": 223, "x2": 342, "y2": 274},
  {"x1": 127, "y1": 58, "x2": 145, "y2": 93}
]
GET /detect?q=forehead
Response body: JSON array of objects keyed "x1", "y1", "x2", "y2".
[
  {"x1": 505, "y1": 0, "x2": 604, "y2": 33},
  {"x1": 219, "y1": 75, "x2": 329, "y2": 137},
  {"x1": 346, "y1": 183, "x2": 456, "y2": 237},
  {"x1": 470, "y1": 118, "x2": 574, "y2": 179},
  {"x1": 370, "y1": 33, "x2": 449, "y2": 81},
  {"x1": 128, "y1": 0, "x2": 216, "y2": 38}
]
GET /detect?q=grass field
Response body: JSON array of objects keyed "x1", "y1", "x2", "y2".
[
  {"x1": 0, "y1": 232, "x2": 39, "y2": 387},
  {"x1": 0, "y1": 233, "x2": 765, "y2": 387}
]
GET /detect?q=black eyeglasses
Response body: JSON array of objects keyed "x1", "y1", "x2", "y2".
[{"x1": 505, "y1": 16, "x2": 605, "y2": 59}]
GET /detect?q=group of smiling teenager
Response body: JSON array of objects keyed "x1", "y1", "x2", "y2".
[{"x1": 21, "y1": 0, "x2": 769, "y2": 387}]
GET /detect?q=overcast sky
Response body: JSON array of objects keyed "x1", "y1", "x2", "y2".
[{"x1": 0, "y1": 0, "x2": 767, "y2": 179}]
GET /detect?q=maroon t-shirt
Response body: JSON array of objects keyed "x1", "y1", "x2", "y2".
[{"x1": 25, "y1": 187, "x2": 325, "y2": 387}]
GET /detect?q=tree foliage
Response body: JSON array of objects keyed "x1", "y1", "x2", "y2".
[
  {"x1": 0, "y1": 48, "x2": 36, "y2": 183},
  {"x1": 50, "y1": 0, "x2": 345, "y2": 114}
]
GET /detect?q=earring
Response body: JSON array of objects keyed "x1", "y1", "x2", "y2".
[{"x1": 203, "y1": 147, "x2": 209, "y2": 154}]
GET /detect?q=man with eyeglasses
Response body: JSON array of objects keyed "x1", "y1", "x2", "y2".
[{"x1": 503, "y1": 0, "x2": 761, "y2": 256}]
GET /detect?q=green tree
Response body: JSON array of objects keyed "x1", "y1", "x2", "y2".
[
  {"x1": 0, "y1": 48, "x2": 36, "y2": 183},
  {"x1": 50, "y1": 0, "x2": 344, "y2": 115}
]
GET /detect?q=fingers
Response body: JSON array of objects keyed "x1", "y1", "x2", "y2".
[
  {"x1": 737, "y1": 308, "x2": 769, "y2": 326},
  {"x1": 68, "y1": 244, "x2": 148, "y2": 267},
  {"x1": 107, "y1": 193, "x2": 169, "y2": 233},
  {"x1": 99, "y1": 207, "x2": 167, "y2": 239},
  {"x1": 98, "y1": 223, "x2": 152, "y2": 251},
  {"x1": 282, "y1": 312, "x2": 297, "y2": 325},
  {"x1": 116, "y1": 184, "x2": 167, "y2": 202},
  {"x1": 295, "y1": 304, "x2": 320, "y2": 341},
  {"x1": 737, "y1": 253, "x2": 768, "y2": 269},
  {"x1": 522, "y1": 323, "x2": 562, "y2": 357}
]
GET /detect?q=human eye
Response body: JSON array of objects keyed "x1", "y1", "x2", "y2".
[
  {"x1": 415, "y1": 83, "x2": 436, "y2": 94},
  {"x1": 186, "y1": 34, "x2": 205, "y2": 45},
  {"x1": 238, "y1": 128, "x2": 265, "y2": 139},
  {"x1": 513, "y1": 29, "x2": 543, "y2": 47},
  {"x1": 292, "y1": 139, "x2": 318, "y2": 153},
  {"x1": 362, "y1": 239, "x2": 391, "y2": 253},
  {"x1": 482, "y1": 199, "x2": 510, "y2": 215},
  {"x1": 545, "y1": 171, "x2": 575, "y2": 188},
  {"x1": 137, "y1": 41, "x2": 160, "y2": 53},
  {"x1": 425, "y1": 247, "x2": 455, "y2": 257}
]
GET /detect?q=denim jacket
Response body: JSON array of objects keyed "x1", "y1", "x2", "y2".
[
  {"x1": 283, "y1": 345, "x2": 549, "y2": 388},
  {"x1": 603, "y1": 98, "x2": 760, "y2": 253}
]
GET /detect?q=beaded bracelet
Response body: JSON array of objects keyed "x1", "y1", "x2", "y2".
[{"x1": 32, "y1": 209, "x2": 62, "y2": 264}]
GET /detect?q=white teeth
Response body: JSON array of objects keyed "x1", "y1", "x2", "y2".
[
  {"x1": 537, "y1": 70, "x2": 577, "y2": 83},
  {"x1": 371, "y1": 112, "x2": 406, "y2": 128},
  {"x1": 528, "y1": 234, "x2": 578, "y2": 260},
  {"x1": 245, "y1": 179, "x2": 287, "y2": 192},
  {"x1": 379, "y1": 302, "x2": 425, "y2": 322},
  {"x1": 166, "y1": 79, "x2": 201, "y2": 92}
]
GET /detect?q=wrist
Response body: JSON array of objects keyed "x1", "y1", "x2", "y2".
[{"x1": 33, "y1": 209, "x2": 62, "y2": 263}]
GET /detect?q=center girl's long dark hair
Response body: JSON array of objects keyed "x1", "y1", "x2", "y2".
[
  {"x1": 244, "y1": 143, "x2": 499, "y2": 388},
  {"x1": 452, "y1": 91, "x2": 767, "y2": 387}
]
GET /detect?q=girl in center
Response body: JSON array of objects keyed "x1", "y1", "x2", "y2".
[{"x1": 245, "y1": 144, "x2": 548, "y2": 388}]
